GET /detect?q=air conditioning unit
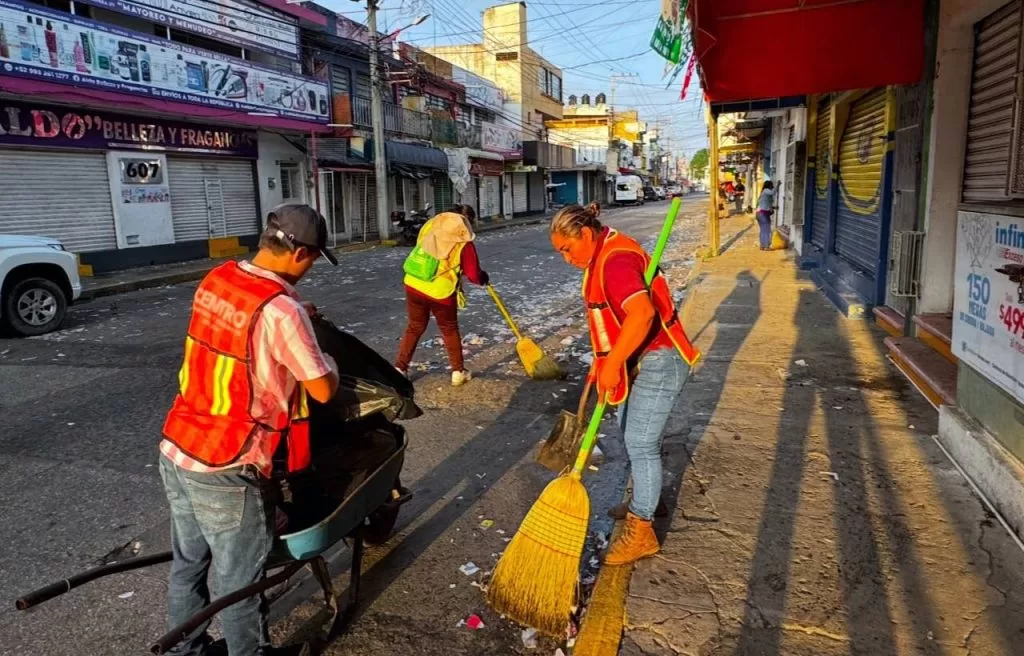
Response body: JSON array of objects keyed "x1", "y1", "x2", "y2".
[{"x1": 784, "y1": 140, "x2": 807, "y2": 226}]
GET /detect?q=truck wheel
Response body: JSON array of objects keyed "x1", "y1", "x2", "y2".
[{"x1": 2, "y1": 277, "x2": 68, "y2": 337}]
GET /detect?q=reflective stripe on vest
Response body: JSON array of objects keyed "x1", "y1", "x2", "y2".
[
  {"x1": 403, "y1": 218, "x2": 466, "y2": 299},
  {"x1": 162, "y1": 262, "x2": 313, "y2": 473},
  {"x1": 583, "y1": 230, "x2": 701, "y2": 406}
]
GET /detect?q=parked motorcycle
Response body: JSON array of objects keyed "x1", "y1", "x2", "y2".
[{"x1": 392, "y1": 203, "x2": 432, "y2": 247}]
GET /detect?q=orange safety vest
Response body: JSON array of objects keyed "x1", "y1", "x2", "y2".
[
  {"x1": 162, "y1": 262, "x2": 311, "y2": 473},
  {"x1": 584, "y1": 229, "x2": 701, "y2": 406}
]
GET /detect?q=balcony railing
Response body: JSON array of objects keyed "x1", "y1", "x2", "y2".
[
  {"x1": 337, "y1": 95, "x2": 431, "y2": 139},
  {"x1": 457, "y1": 124, "x2": 482, "y2": 149}
]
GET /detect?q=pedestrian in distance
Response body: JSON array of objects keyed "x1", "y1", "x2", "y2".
[
  {"x1": 756, "y1": 180, "x2": 776, "y2": 250},
  {"x1": 395, "y1": 205, "x2": 489, "y2": 386},
  {"x1": 734, "y1": 178, "x2": 746, "y2": 214},
  {"x1": 549, "y1": 202, "x2": 700, "y2": 565},
  {"x1": 160, "y1": 204, "x2": 341, "y2": 656}
]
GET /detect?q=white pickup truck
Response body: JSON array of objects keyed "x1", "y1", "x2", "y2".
[{"x1": 0, "y1": 235, "x2": 82, "y2": 337}]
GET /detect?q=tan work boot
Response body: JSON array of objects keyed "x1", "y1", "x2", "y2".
[{"x1": 604, "y1": 512, "x2": 660, "y2": 566}]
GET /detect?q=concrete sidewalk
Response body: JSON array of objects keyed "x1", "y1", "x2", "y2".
[
  {"x1": 600, "y1": 215, "x2": 1024, "y2": 655},
  {"x1": 79, "y1": 214, "x2": 549, "y2": 301}
]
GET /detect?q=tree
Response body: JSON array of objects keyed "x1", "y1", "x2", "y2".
[{"x1": 689, "y1": 148, "x2": 709, "y2": 180}]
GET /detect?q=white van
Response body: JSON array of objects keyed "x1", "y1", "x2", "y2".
[{"x1": 614, "y1": 175, "x2": 644, "y2": 205}]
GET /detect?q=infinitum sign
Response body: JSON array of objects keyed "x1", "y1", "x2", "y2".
[{"x1": 952, "y1": 211, "x2": 1024, "y2": 403}]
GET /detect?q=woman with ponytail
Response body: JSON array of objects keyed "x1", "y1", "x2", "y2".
[{"x1": 549, "y1": 202, "x2": 698, "y2": 565}]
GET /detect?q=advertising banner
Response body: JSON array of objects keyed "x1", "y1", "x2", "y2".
[
  {"x1": 73, "y1": 0, "x2": 299, "y2": 59},
  {"x1": 481, "y1": 121, "x2": 521, "y2": 157},
  {"x1": 0, "y1": 0, "x2": 328, "y2": 122},
  {"x1": 952, "y1": 211, "x2": 1024, "y2": 403},
  {"x1": 0, "y1": 99, "x2": 259, "y2": 157}
]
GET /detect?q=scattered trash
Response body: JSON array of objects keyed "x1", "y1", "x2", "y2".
[
  {"x1": 495, "y1": 529, "x2": 506, "y2": 535},
  {"x1": 521, "y1": 628, "x2": 538, "y2": 649},
  {"x1": 822, "y1": 472, "x2": 840, "y2": 481},
  {"x1": 459, "y1": 562, "x2": 481, "y2": 576},
  {"x1": 595, "y1": 532, "x2": 609, "y2": 550},
  {"x1": 560, "y1": 336, "x2": 575, "y2": 346},
  {"x1": 833, "y1": 406, "x2": 843, "y2": 410},
  {"x1": 67, "y1": 422, "x2": 75, "y2": 427},
  {"x1": 795, "y1": 359, "x2": 808, "y2": 367},
  {"x1": 479, "y1": 519, "x2": 494, "y2": 530},
  {"x1": 0, "y1": 349, "x2": 10, "y2": 356},
  {"x1": 118, "y1": 591, "x2": 135, "y2": 599},
  {"x1": 776, "y1": 368, "x2": 790, "y2": 380},
  {"x1": 465, "y1": 614, "x2": 485, "y2": 630},
  {"x1": 909, "y1": 424, "x2": 915, "y2": 430},
  {"x1": 502, "y1": 537, "x2": 512, "y2": 543},
  {"x1": 476, "y1": 473, "x2": 487, "y2": 479},
  {"x1": 555, "y1": 648, "x2": 567, "y2": 656},
  {"x1": 589, "y1": 556, "x2": 600, "y2": 568},
  {"x1": 470, "y1": 580, "x2": 484, "y2": 590},
  {"x1": 449, "y1": 584, "x2": 456, "y2": 589},
  {"x1": 581, "y1": 574, "x2": 596, "y2": 586},
  {"x1": 588, "y1": 465, "x2": 599, "y2": 472}
]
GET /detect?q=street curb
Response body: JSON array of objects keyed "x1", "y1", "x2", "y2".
[
  {"x1": 78, "y1": 220, "x2": 549, "y2": 302},
  {"x1": 572, "y1": 259, "x2": 707, "y2": 656}
]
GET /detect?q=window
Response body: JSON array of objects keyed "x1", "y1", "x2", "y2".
[
  {"x1": 280, "y1": 164, "x2": 301, "y2": 201},
  {"x1": 539, "y1": 67, "x2": 562, "y2": 103},
  {"x1": 169, "y1": 28, "x2": 243, "y2": 59},
  {"x1": 496, "y1": 52, "x2": 518, "y2": 61},
  {"x1": 356, "y1": 73, "x2": 371, "y2": 100}
]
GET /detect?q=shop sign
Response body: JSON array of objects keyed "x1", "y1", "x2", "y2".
[
  {"x1": 470, "y1": 157, "x2": 503, "y2": 177},
  {"x1": 336, "y1": 14, "x2": 394, "y2": 49},
  {"x1": 0, "y1": 0, "x2": 328, "y2": 123},
  {"x1": 505, "y1": 163, "x2": 537, "y2": 173},
  {"x1": 952, "y1": 211, "x2": 1024, "y2": 403},
  {"x1": 74, "y1": 0, "x2": 299, "y2": 59},
  {"x1": 481, "y1": 121, "x2": 521, "y2": 157},
  {"x1": 0, "y1": 99, "x2": 259, "y2": 157}
]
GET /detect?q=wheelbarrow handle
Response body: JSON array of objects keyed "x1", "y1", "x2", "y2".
[{"x1": 16, "y1": 551, "x2": 173, "y2": 610}]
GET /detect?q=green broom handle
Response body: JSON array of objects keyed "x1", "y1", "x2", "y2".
[
  {"x1": 645, "y1": 197, "x2": 682, "y2": 285},
  {"x1": 572, "y1": 199, "x2": 683, "y2": 476}
]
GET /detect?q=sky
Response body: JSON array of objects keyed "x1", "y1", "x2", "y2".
[{"x1": 319, "y1": 0, "x2": 708, "y2": 160}]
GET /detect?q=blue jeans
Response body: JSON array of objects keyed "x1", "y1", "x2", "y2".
[
  {"x1": 617, "y1": 349, "x2": 689, "y2": 520},
  {"x1": 757, "y1": 210, "x2": 772, "y2": 248},
  {"x1": 159, "y1": 457, "x2": 276, "y2": 656}
]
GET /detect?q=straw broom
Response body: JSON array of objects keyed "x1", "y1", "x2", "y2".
[
  {"x1": 487, "y1": 199, "x2": 683, "y2": 637},
  {"x1": 487, "y1": 284, "x2": 566, "y2": 381}
]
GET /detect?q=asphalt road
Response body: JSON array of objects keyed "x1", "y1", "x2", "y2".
[{"x1": 0, "y1": 199, "x2": 706, "y2": 656}]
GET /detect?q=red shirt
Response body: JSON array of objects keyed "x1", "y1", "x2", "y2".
[{"x1": 600, "y1": 234, "x2": 674, "y2": 354}]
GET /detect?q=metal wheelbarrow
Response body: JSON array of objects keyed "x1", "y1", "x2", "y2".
[{"x1": 16, "y1": 428, "x2": 408, "y2": 655}]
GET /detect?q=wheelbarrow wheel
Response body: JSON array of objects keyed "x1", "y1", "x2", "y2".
[{"x1": 363, "y1": 484, "x2": 413, "y2": 546}]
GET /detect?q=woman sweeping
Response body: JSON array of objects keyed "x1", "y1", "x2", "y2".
[
  {"x1": 550, "y1": 203, "x2": 699, "y2": 564},
  {"x1": 395, "y1": 206, "x2": 488, "y2": 386}
]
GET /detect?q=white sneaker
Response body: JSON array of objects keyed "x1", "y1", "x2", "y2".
[
  {"x1": 395, "y1": 366, "x2": 408, "y2": 377},
  {"x1": 451, "y1": 370, "x2": 472, "y2": 386}
]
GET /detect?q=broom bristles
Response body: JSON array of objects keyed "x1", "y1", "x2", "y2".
[
  {"x1": 487, "y1": 475, "x2": 590, "y2": 637},
  {"x1": 518, "y1": 340, "x2": 567, "y2": 381}
]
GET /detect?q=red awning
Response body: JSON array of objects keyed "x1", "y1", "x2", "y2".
[{"x1": 688, "y1": 0, "x2": 924, "y2": 103}]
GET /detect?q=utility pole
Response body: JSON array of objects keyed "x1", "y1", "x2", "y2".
[{"x1": 365, "y1": 0, "x2": 390, "y2": 239}]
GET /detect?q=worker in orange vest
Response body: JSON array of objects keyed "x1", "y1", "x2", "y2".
[
  {"x1": 550, "y1": 203, "x2": 700, "y2": 565},
  {"x1": 160, "y1": 204, "x2": 340, "y2": 656}
]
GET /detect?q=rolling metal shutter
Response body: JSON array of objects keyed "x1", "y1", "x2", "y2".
[
  {"x1": 0, "y1": 149, "x2": 116, "y2": 252},
  {"x1": 481, "y1": 176, "x2": 502, "y2": 218},
  {"x1": 433, "y1": 173, "x2": 454, "y2": 213},
  {"x1": 168, "y1": 158, "x2": 259, "y2": 241},
  {"x1": 528, "y1": 172, "x2": 545, "y2": 212},
  {"x1": 351, "y1": 174, "x2": 379, "y2": 241},
  {"x1": 512, "y1": 173, "x2": 528, "y2": 214},
  {"x1": 835, "y1": 89, "x2": 887, "y2": 276},
  {"x1": 810, "y1": 99, "x2": 832, "y2": 250},
  {"x1": 962, "y1": 1, "x2": 1021, "y2": 203},
  {"x1": 459, "y1": 176, "x2": 478, "y2": 215}
]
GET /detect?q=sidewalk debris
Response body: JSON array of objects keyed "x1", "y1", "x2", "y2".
[
  {"x1": 795, "y1": 359, "x2": 808, "y2": 367},
  {"x1": 117, "y1": 591, "x2": 135, "y2": 599},
  {"x1": 822, "y1": 472, "x2": 840, "y2": 481},
  {"x1": 479, "y1": 519, "x2": 494, "y2": 530},
  {"x1": 459, "y1": 562, "x2": 481, "y2": 576},
  {"x1": 521, "y1": 627, "x2": 538, "y2": 649},
  {"x1": 465, "y1": 614, "x2": 485, "y2": 630}
]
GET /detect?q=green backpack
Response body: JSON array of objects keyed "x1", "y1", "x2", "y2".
[{"x1": 403, "y1": 244, "x2": 440, "y2": 282}]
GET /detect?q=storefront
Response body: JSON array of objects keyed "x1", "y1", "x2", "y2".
[
  {"x1": 0, "y1": 99, "x2": 260, "y2": 273},
  {"x1": 386, "y1": 140, "x2": 448, "y2": 222},
  {"x1": 470, "y1": 154, "x2": 504, "y2": 220}
]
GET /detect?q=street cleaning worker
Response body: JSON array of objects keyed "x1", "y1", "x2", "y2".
[
  {"x1": 160, "y1": 204, "x2": 340, "y2": 656},
  {"x1": 756, "y1": 179, "x2": 776, "y2": 250},
  {"x1": 550, "y1": 202, "x2": 700, "y2": 565},
  {"x1": 395, "y1": 207, "x2": 489, "y2": 386}
]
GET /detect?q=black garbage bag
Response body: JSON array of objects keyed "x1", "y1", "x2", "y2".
[
  {"x1": 279, "y1": 317, "x2": 417, "y2": 537},
  {"x1": 309, "y1": 316, "x2": 422, "y2": 424}
]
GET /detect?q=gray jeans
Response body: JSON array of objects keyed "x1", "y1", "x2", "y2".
[
  {"x1": 159, "y1": 456, "x2": 276, "y2": 656},
  {"x1": 617, "y1": 349, "x2": 689, "y2": 520}
]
